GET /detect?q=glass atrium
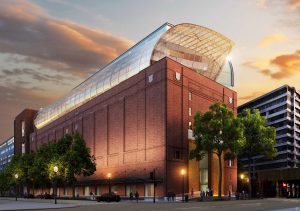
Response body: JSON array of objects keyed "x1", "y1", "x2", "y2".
[{"x1": 34, "y1": 23, "x2": 234, "y2": 129}]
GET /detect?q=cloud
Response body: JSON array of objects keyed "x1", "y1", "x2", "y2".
[
  {"x1": 244, "y1": 50, "x2": 300, "y2": 79},
  {"x1": 238, "y1": 91, "x2": 265, "y2": 102},
  {"x1": 256, "y1": 0, "x2": 268, "y2": 8},
  {"x1": 288, "y1": 0, "x2": 300, "y2": 8},
  {"x1": 0, "y1": 84, "x2": 56, "y2": 141},
  {"x1": 0, "y1": 0, "x2": 133, "y2": 77},
  {"x1": 258, "y1": 34, "x2": 288, "y2": 48},
  {"x1": 0, "y1": 68, "x2": 71, "y2": 85}
]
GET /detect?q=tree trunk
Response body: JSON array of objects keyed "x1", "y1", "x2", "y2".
[
  {"x1": 248, "y1": 157, "x2": 252, "y2": 199},
  {"x1": 72, "y1": 183, "x2": 76, "y2": 198},
  {"x1": 218, "y1": 154, "x2": 222, "y2": 199}
]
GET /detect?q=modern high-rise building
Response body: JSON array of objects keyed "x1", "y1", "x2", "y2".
[
  {"x1": 14, "y1": 23, "x2": 237, "y2": 198},
  {"x1": 238, "y1": 85, "x2": 300, "y2": 197},
  {"x1": 0, "y1": 137, "x2": 14, "y2": 172}
]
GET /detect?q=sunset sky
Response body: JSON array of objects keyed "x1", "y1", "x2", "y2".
[{"x1": 1, "y1": 0, "x2": 300, "y2": 141}]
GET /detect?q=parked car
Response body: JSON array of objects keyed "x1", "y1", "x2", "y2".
[
  {"x1": 23, "y1": 193, "x2": 35, "y2": 198},
  {"x1": 96, "y1": 193, "x2": 121, "y2": 202},
  {"x1": 37, "y1": 193, "x2": 53, "y2": 199}
]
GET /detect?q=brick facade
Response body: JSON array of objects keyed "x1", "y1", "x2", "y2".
[{"x1": 26, "y1": 57, "x2": 237, "y2": 197}]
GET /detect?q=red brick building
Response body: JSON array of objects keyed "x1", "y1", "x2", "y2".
[{"x1": 15, "y1": 23, "x2": 237, "y2": 198}]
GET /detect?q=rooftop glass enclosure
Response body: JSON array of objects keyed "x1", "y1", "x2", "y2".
[{"x1": 34, "y1": 23, "x2": 234, "y2": 129}]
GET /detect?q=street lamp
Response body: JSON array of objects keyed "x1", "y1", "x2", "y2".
[
  {"x1": 240, "y1": 174, "x2": 245, "y2": 180},
  {"x1": 15, "y1": 174, "x2": 19, "y2": 201},
  {"x1": 107, "y1": 173, "x2": 112, "y2": 196},
  {"x1": 53, "y1": 166, "x2": 58, "y2": 204},
  {"x1": 180, "y1": 169, "x2": 186, "y2": 202}
]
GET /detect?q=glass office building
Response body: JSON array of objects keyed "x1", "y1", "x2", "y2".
[
  {"x1": 0, "y1": 137, "x2": 14, "y2": 172},
  {"x1": 34, "y1": 23, "x2": 234, "y2": 129}
]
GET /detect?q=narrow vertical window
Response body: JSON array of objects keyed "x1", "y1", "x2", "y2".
[
  {"x1": 189, "y1": 107, "x2": 192, "y2": 116},
  {"x1": 189, "y1": 92, "x2": 192, "y2": 101},
  {"x1": 189, "y1": 121, "x2": 192, "y2": 129},
  {"x1": 175, "y1": 72, "x2": 181, "y2": 81},
  {"x1": 21, "y1": 121, "x2": 25, "y2": 137}
]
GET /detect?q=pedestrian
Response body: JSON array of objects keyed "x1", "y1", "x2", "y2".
[
  {"x1": 135, "y1": 191, "x2": 139, "y2": 203},
  {"x1": 206, "y1": 187, "x2": 210, "y2": 197},
  {"x1": 130, "y1": 192, "x2": 133, "y2": 201},
  {"x1": 171, "y1": 191, "x2": 175, "y2": 201}
]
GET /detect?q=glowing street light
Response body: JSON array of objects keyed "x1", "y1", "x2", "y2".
[
  {"x1": 180, "y1": 169, "x2": 186, "y2": 202},
  {"x1": 53, "y1": 166, "x2": 58, "y2": 204},
  {"x1": 107, "y1": 173, "x2": 112, "y2": 197},
  {"x1": 240, "y1": 174, "x2": 245, "y2": 180},
  {"x1": 15, "y1": 174, "x2": 19, "y2": 201}
]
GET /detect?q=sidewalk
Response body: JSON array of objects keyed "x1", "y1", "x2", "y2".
[{"x1": 0, "y1": 198, "x2": 79, "y2": 210}]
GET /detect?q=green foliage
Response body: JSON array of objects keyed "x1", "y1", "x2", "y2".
[
  {"x1": 189, "y1": 103, "x2": 245, "y2": 197},
  {"x1": 238, "y1": 108, "x2": 277, "y2": 159},
  {"x1": 238, "y1": 108, "x2": 277, "y2": 198},
  {"x1": 1, "y1": 133, "x2": 96, "y2": 194}
]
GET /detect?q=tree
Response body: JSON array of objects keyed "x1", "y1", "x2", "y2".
[
  {"x1": 0, "y1": 171, "x2": 10, "y2": 196},
  {"x1": 2, "y1": 133, "x2": 96, "y2": 197},
  {"x1": 63, "y1": 133, "x2": 96, "y2": 197},
  {"x1": 238, "y1": 108, "x2": 276, "y2": 198},
  {"x1": 190, "y1": 103, "x2": 245, "y2": 198}
]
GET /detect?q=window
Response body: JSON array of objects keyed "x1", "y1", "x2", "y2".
[
  {"x1": 22, "y1": 143, "x2": 25, "y2": 154},
  {"x1": 148, "y1": 74, "x2": 154, "y2": 83},
  {"x1": 189, "y1": 108, "x2": 192, "y2": 116},
  {"x1": 174, "y1": 150, "x2": 181, "y2": 160},
  {"x1": 75, "y1": 124, "x2": 78, "y2": 131},
  {"x1": 228, "y1": 159, "x2": 234, "y2": 167},
  {"x1": 175, "y1": 72, "x2": 181, "y2": 81},
  {"x1": 65, "y1": 128, "x2": 69, "y2": 134},
  {"x1": 189, "y1": 121, "x2": 192, "y2": 129},
  {"x1": 189, "y1": 92, "x2": 192, "y2": 101},
  {"x1": 21, "y1": 121, "x2": 25, "y2": 137},
  {"x1": 228, "y1": 97, "x2": 233, "y2": 104},
  {"x1": 84, "y1": 186, "x2": 89, "y2": 196},
  {"x1": 64, "y1": 187, "x2": 68, "y2": 196},
  {"x1": 144, "y1": 184, "x2": 154, "y2": 197}
]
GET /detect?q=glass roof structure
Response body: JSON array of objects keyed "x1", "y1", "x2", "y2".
[{"x1": 34, "y1": 23, "x2": 234, "y2": 129}]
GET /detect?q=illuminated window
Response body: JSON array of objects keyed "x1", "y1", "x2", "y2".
[
  {"x1": 175, "y1": 72, "x2": 181, "y2": 81},
  {"x1": 22, "y1": 143, "x2": 25, "y2": 154},
  {"x1": 21, "y1": 121, "x2": 25, "y2": 137},
  {"x1": 189, "y1": 92, "x2": 192, "y2": 101},
  {"x1": 228, "y1": 159, "x2": 234, "y2": 167},
  {"x1": 189, "y1": 108, "x2": 192, "y2": 116},
  {"x1": 189, "y1": 121, "x2": 192, "y2": 129},
  {"x1": 148, "y1": 74, "x2": 154, "y2": 83},
  {"x1": 65, "y1": 128, "x2": 69, "y2": 134}
]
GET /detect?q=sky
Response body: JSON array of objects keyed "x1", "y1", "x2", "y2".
[{"x1": 0, "y1": 0, "x2": 300, "y2": 141}]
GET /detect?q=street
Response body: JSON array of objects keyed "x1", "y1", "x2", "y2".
[{"x1": 1, "y1": 198, "x2": 300, "y2": 211}]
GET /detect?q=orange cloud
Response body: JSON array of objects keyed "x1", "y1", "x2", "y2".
[
  {"x1": 244, "y1": 50, "x2": 300, "y2": 79},
  {"x1": 288, "y1": 0, "x2": 300, "y2": 8},
  {"x1": 258, "y1": 34, "x2": 287, "y2": 48},
  {"x1": 0, "y1": 0, "x2": 133, "y2": 77},
  {"x1": 238, "y1": 91, "x2": 265, "y2": 102}
]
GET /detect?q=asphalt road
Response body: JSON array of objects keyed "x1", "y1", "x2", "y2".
[{"x1": 23, "y1": 198, "x2": 300, "y2": 211}]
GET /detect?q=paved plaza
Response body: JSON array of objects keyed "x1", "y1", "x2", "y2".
[{"x1": 0, "y1": 197, "x2": 300, "y2": 211}]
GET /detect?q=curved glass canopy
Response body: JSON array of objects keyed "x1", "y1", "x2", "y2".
[{"x1": 34, "y1": 23, "x2": 234, "y2": 129}]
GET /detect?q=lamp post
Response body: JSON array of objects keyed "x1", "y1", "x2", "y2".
[
  {"x1": 53, "y1": 166, "x2": 58, "y2": 204},
  {"x1": 15, "y1": 174, "x2": 18, "y2": 201},
  {"x1": 180, "y1": 169, "x2": 186, "y2": 202},
  {"x1": 107, "y1": 173, "x2": 111, "y2": 196}
]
